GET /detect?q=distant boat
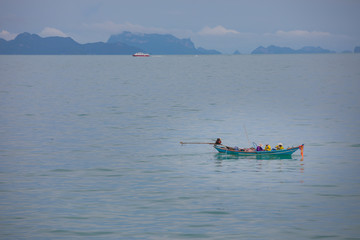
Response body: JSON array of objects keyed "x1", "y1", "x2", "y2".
[
  {"x1": 214, "y1": 144, "x2": 304, "y2": 156},
  {"x1": 180, "y1": 140, "x2": 304, "y2": 157},
  {"x1": 132, "y1": 52, "x2": 150, "y2": 57}
]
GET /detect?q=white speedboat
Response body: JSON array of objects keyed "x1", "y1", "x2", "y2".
[{"x1": 132, "y1": 52, "x2": 150, "y2": 57}]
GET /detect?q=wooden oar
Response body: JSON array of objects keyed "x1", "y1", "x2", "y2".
[{"x1": 180, "y1": 142, "x2": 214, "y2": 145}]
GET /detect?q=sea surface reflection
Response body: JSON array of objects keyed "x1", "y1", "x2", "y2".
[{"x1": 1, "y1": 55, "x2": 359, "y2": 239}]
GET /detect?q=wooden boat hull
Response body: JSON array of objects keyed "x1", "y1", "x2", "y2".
[{"x1": 214, "y1": 144, "x2": 303, "y2": 156}]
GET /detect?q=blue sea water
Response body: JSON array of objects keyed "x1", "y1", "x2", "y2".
[{"x1": 0, "y1": 54, "x2": 360, "y2": 239}]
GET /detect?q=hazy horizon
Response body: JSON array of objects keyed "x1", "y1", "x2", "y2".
[{"x1": 1, "y1": 0, "x2": 359, "y2": 54}]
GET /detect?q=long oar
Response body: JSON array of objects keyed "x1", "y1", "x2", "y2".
[{"x1": 180, "y1": 142, "x2": 214, "y2": 145}]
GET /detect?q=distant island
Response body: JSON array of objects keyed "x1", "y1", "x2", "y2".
[
  {"x1": 0, "y1": 32, "x2": 143, "y2": 55},
  {"x1": 251, "y1": 45, "x2": 335, "y2": 54},
  {"x1": 108, "y1": 31, "x2": 221, "y2": 55},
  {"x1": 1, "y1": 32, "x2": 357, "y2": 55},
  {"x1": 0, "y1": 32, "x2": 221, "y2": 55}
]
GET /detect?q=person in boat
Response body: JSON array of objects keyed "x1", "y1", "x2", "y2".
[
  {"x1": 264, "y1": 144, "x2": 272, "y2": 151},
  {"x1": 256, "y1": 144, "x2": 263, "y2": 151},
  {"x1": 245, "y1": 147, "x2": 255, "y2": 152},
  {"x1": 275, "y1": 143, "x2": 284, "y2": 150},
  {"x1": 215, "y1": 138, "x2": 222, "y2": 145},
  {"x1": 225, "y1": 146, "x2": 240, "y2": 151}
]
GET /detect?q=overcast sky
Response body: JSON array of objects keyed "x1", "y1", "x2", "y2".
[{"x1": 1, "y1": 0, "x2": 359, "y2": 53}]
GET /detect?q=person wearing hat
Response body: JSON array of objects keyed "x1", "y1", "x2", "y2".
[
  {"x1": 256, "y1": 144, "x2": 263, "y2": 151},
  {"x1": 275, "y1": 143, "x2": 284, "y2": 150},
  {"x1": 264, "y1": 144, "x2": 272, "y2": 151}
]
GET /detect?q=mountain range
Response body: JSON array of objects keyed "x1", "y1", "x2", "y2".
[
  {"x1": 108, "y1": 31, "x2": 220, "y2": 55},
  {"x1": 0, "y1": 32, "x2": 220, "y2": 55},
  {"x1": 0, "y1": 32, "x2": 144, "y2": 55},
  {"x1": 1, "y1": 32, "x2": 357, "y2": 55}
]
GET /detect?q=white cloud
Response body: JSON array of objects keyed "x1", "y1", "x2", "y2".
[
  {"x1": 40, "y1": 27, "x2": 68, "y2": 37},
  {"x1": 270, "y1": 30, "x2": 331, "y2": 38},
  {"x1": 85, "y1": 21, "x2": 168, "y2": 35},
  {"x1": 0, "y1": 30, "x2": 17, "y2": 40},
  {"x1": 198, "y1": 25, "x2": 240, "y2": 36}
]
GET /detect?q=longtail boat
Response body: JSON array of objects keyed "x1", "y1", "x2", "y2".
[{"x1": 214, "y1": 144, "x2": 304, "y2": 156}]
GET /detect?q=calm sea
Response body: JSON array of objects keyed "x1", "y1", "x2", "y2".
[{"x1": 1, "y1": 54, "x2": 360, "y2": 239}]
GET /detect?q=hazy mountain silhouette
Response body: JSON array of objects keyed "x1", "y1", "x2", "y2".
[
  {"x1": 0, "y1": 32, "x2": 221, "y2": 55},
  {"x1": 251, "y1": 45, "x2": 335, "y2": 54},
  {"x1": 0, "y1": 32, "x2": 143, "y2": 55},
  {"x1": 1, "y1": 32, "x2": 343, "y2": 55},
  {"x1": 107, "y1": 31, "x2": 221, "y2": 55}
]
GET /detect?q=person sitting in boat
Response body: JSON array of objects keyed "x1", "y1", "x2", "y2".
[
  {"x1": 225, "y1": 146, "x2": 242, "y2": 151},
  {"x1": 265, "y1": 144, "x2": 272, "y2": 151},
  {"x1": 275, "y1": 143, "x2": 284, "y2": 150},
  {"x1": 245, "y1": 147, "x2": 255, "y2": 152},
  {"x1": 256, "y1": 144, "x2": 263, "y2": 151},
  {"x1": 215, "y1": 138, "x2": 222, "y2": 145}
]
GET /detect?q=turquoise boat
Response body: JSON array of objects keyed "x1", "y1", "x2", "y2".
[{"x1": 214, "y1": 144, "x2": 304, "y2": 156}]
